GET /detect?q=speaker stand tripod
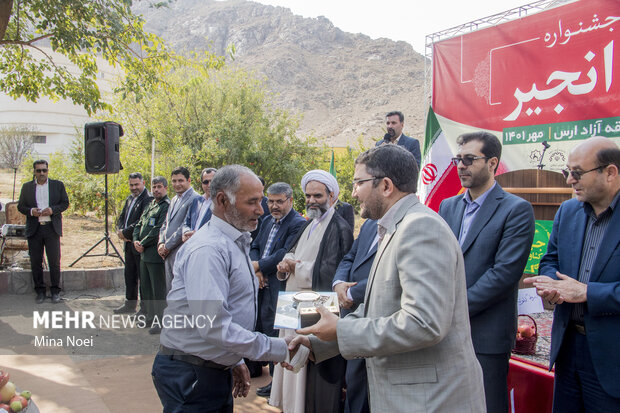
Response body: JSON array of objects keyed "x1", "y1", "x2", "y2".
[{"x1": 70, "y1": 175, "x2": 124, "y2": 267}]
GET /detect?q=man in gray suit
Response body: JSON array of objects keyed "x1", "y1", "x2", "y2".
[
  {"x1": 158, "y1": 166, "x2": 199, "y2": 292},
  {"x1": 439, "y1": 131, "x2": 535, "y2": 413},
  {"x1": 288, "y1": 145, "x2": 485, "y2": 413}
]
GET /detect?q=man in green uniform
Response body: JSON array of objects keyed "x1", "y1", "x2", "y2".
[{"x1": 133, "y1": 176, "x2": 170, "y2": 334}]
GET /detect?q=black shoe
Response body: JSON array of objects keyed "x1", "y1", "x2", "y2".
[
  {"x1": 51, "y1": 293, "x2": 61, "y2": 304},
  {"x1": 35, "y1": 292, "x2": 46, "y2": 304},
  {"x1": 114, "y1": 301, "x2": 137, "y2": 314},
  {"x1": 256, "y1": 382, "x2": 272, "y2": 398},
  {"x1": 133, "y1": 308, "x2": 147, "y2": 318},
  {"x1": 148, "y1": 326, "x2": 161, "y2": 335}
]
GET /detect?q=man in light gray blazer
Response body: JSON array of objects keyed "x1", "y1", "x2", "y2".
[
  {"x1": 158, "y1": 166, "x2": 199, "y2": 292},
  {"x1": 439, "y1": 132, "x2": 535, "y2": 413},
  {"x1": 289, "y1": 145, "x2": 486, "y2": 413}
]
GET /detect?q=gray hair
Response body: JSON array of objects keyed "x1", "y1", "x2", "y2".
[
  {"x1": 210, "y1": 165, "x2": 259, "y2": 205},
  {"x1": 266, "y1": 182, "x2": 293, "y2": 198},
  {"x1": 152, "y1": 176, "x2": 167, "y2": 187}
]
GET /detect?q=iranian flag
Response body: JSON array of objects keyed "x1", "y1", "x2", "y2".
[{"x1": 417, "y1": 107, "x2": 462, "y2": 212}]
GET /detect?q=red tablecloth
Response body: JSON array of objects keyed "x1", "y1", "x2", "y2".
[{"x1": 508, "y1": 357, "x2": 554, "y2": 413}]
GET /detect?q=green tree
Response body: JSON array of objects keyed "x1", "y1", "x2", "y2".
[
  {"x1": 0, "y1": 0, "x2": 170, "y2": 115},
  {"x1": 0, "y1": 124, "x2": 34, "y2": 200},
  {"x1": 113, "y1": 65, "x2": 323, "y2": 213}
]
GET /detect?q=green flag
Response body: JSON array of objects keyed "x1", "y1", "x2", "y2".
[{"x1": 329, "y1": 149, "x2": 337, "y2": 178}]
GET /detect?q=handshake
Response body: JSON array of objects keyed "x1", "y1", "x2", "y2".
[{"x1": 282, "y1": 335, "x2": 312, "y2": 373}]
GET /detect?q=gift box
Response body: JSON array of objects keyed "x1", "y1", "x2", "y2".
[{"x1": 299, "y1": 305, "x2": 340, "y2": 328}]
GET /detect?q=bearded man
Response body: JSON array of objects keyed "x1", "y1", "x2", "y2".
[
  {"x1": 152, "y1": 165, "x2": 297, "y2": 412},
  {"x1": 268, "y1": 170, "x2": 354, "y2": 413}
]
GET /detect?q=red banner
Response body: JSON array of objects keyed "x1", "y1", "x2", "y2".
[{"x1": 433, "y1": 0, "x2": 619, "y2": 131}]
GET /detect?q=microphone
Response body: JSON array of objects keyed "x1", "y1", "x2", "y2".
[
  {"x1": 383, "y1": 133, "x2": 392, "y2": 142},
  {"x1": 542, "y1": 141, "x2": 550, "y2": 149}
]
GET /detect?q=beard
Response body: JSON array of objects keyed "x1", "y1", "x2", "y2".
[
  {"x1": 306, "y1": 200, "x2": 329, "y2": 220},
  {"x1": 224, "y1": 207, "x2": 258, "y2": 232}
]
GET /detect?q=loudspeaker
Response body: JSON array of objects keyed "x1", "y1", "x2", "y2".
[{"x1": 84, "y1": 121, "x2": 123, "y2": 174}]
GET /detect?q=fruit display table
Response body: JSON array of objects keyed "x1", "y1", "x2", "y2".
[{"x1": 508, "y1": 310, "x2": 554, "y2": 413}]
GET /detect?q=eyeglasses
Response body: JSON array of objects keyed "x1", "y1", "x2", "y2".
[
  {"x1": 202, "y1": 179, "x2": 212, "y2": 185},
  {"x1": 352, "y1": 177, "x2": 382, "y2": 188},
  {"x1": 267, "y1": 197, "x2": 290, "y2": 206},
  {"x1": 561, "y1": 165, "x2": 608, "y2": 181},
  {"x1": 450, "y1": 155, "x2": 489, "y2": 167},
  {"x1": 35, "y1": 168, "x2": 48, "y2": 173}
]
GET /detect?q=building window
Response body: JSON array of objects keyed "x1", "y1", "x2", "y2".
[{"x1": 32, "y1": 135, "x2": 46, "y2": 144}]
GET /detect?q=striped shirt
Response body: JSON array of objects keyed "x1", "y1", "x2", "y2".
[{"x1": 572, "y1": 189, "x2": 620, "y2": 322}]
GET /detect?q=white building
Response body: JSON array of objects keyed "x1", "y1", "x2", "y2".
[{"x1": 0, "y1": 47, "x2": 121, "y2": 159}]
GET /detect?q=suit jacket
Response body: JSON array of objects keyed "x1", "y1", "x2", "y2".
[
  {"x1": 159, "y1": 187, "x2": 199, "y2": 252},
  {"x1": 439, "y1": 184, "x2": 535, "y2": 354},
  {"x1": 134, "y1": 196, "x2": 170, "y2": 263},
  {"x1": 182, "y1": 195, "x2": 212, "y2": 234},
  {"x1": 376, "y1": 134, "x2": 421, "y2": 168},
  {"x1": 17, "y1": 179, "x2": 70, "y2": 238},
  {"x1": 311, "y1": 195, "x2": 485, "y2": 413},
  {"x1": 334, "y1": 199, "x2": 355, "y2": 230},
  {"x1": 539, "y1": 197, "x2": 620, "y2": 398},
  {"x1": 249, "y1": 208, "x2": 307, "y2": 278},
  {"x1": 333, "y1": 218, "x2": 377, "y2": 316},
  {"x1": 116, "y1": 188, "x2": 153, "y2": 255}
]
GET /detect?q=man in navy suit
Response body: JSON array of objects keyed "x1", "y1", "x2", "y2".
[
  {"x1": 375, "y1": 111, "x2": 421, "y2": 167},
  {"x1": 250, "y1": 182, "x2": 306, "y2": 395},
  {"x1": 332, "y1": 218, "x2": 377, "y2": 413},
  {"x1": 181, "y1": 167, "x2": 216, "y2": 242},
  {"x1": 439, "y1": 132, "x2": 535, "y2": 413},
  {"x1": 526, "y1": 137, "x2": 620, "y2": 412},
  {"x1": 17, "y1": 160, "x2": 69, "y2": 304}
]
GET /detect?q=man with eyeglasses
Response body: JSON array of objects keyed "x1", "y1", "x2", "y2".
[
  {"x1": 250, "y1": 182, "x2": 306, "y2": 398},
  {"x1": 181, "y1": 167, "x2": 217, "y2": 242},
  {"x1": 285, "y1": 145, "x2": 485, "y2": 412},
  {"x1": 17, "y1": 160, "x2": 69, "y2": 304},
  {"x1": 525, "y1": 137, "x2": 620, "y2": 412},
  {"x1": 439, "y1": 131, "x2": 535, "y2": 413}
]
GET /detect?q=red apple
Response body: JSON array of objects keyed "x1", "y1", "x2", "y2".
[
  {"x1": 520, "y1": 325, "x2": 535, "y2": 338},
  {"x1": 0, "y1": 403, "x2": 10, "y2": 411}
]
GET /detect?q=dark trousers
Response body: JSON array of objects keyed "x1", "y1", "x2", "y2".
[
  {"x1": 553, "y1": 329, "x2": 620, "y2": 413},
  {"x1": 123, "y1": 243, "x2": 141, "y2": 303},
  {"x1": 140, "y1": 259, "x2": 167, "y2": 321},
  {"x1": 476, "y1": 352, "x2": 510, "y2": 413},
  {"x1": 254, "y1": 274, "x2": 283, "y2": 377},
  {"x1": 344, "y1": 358, "x2": 369, "y2": 413},
  {"x1": 28, "y1": 224, "x2": 61, "y2": 294},
  {"x1": 152, "y1": 353, "x2": 233, "y2": 413}
]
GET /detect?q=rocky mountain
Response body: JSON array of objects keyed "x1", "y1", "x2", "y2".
[{"x1": 133, "y1": 0, "x2": 427, "y2": 147}]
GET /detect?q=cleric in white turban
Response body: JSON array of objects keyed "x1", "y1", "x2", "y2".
[
  {"x1": 270, "y1": 170, "x2": 354, "y2": 413},
  {"x1": 301, "y1": 169, "x2": 340, "y2": 201}
]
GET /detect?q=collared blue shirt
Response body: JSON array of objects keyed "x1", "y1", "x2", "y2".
[
  {"x1": 458, "y1": 182, "x2": 496, "y2": 245},
  {"x1": 160, "y1": 215, "x2": 288, "y2": 366}
]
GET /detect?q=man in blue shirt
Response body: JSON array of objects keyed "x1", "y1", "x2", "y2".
[{"x1": 153, "y1": 165, "x2": 295, "y2": 412}]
